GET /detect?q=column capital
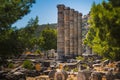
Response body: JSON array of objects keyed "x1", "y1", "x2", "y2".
[
  {"x1": 64, "y1": 7, "x2": 70, "y2": 15},
  {"x1": 70, "y1": 9, "x2": 74, "y2": 12},
  {"x1": 57, "y1": 4, "x2": 65, "y2": 9},
  {"x1": 79, "y1": 13, "x2": 82, "y2": 16},
  {"x1": 75, "y1": 11, "x2": 79, "y2": 14},
  {"x1": 65, "y1": 7, "x2": 70, "y2": 10},
  {"x1": 74, "y1": 11, "x2": 79, "y2": 16}
]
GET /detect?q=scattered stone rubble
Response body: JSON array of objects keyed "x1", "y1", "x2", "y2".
[
  {"x1": 77, "y1": 54, "x2": 120, "y2": 80},
  {"x1": 1, "y1": 52, "x2": 120, "y2": 80},
  {"x1": 0, "y1": 71, "x2": 26, "y2": 80}
]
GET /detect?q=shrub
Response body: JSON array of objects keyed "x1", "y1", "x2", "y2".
[
  {"x1": 8, "y1": 63, "x2": 14, "y2": 68},
  {"x1": 73, "y1": 68, "x2": 78, "y2": 72},
  {"x1": 76, "y1": 56, "x2": 84, "y2": 61},
  {"x1": 64, "y1": 66, "x2": 69, "y2": 71},
  {"x1": 35, "y1": 49, "x2": 41, "y2": 54},
  {"x1": 23, "y1": 60, "x2": 33, "y2": 70}
]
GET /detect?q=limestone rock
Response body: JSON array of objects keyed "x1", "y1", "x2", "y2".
[
  {"x1": 77, "y1": 70, "x2": 91, "y2": 80},
  {"x1": 90, "y1": 72, "x2": 103, "y2": 80}
]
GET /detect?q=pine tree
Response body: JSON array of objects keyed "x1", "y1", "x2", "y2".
[{"x1": 84, "y1": 0, "x2": 120, "y2": 61}]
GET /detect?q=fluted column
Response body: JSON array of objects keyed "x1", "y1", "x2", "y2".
[
  {"x1": 64, "y1": 7, "x2": 70, "y2": 56},
  {"x1": 78, "y1": 13, "x2": 82, "y2": 55},
  {"x1": 57, "y1": 4, "x2": 65, "y2": 59},
  {"x1": 70, "y1": 9, "x2": 74, "y2": 57},
  {"x1": 74, "y1": 11, "x2": 78, "y2": 56}
]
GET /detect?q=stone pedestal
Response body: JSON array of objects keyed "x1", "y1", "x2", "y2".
[
  {"x1": 49, "y1": 69, "x2": 68, "y2": 80},
  {"x1": 77, "y1": 70, "x2": 91, "y2": 80}
]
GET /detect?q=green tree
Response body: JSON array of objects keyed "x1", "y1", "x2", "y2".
[
  {"x1": 0, "y1": 0, "x2": 35, "y2": 65},
  {"x1": 0, "y1": 0, "x2": 35, "y2": 30},
  {"x1": 17, "y1": 16, "x2": 39, "y2": 51},
  {"x1": 84, "y1": 0, "x2": 120, "y2": 61},
  {"x1": 40, "y1": 26, "x2": 57, "y2": 51}
]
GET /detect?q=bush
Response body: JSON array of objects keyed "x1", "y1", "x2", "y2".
[
  {"x1": 64, "y1": 66, "x2": 69, "y2": 71},
  {"x1": 23, "y1": 60, "x2": 33, "y2": 70},
  {"x1": 76, "y1": 56, "x2": 84, "y2": 61},
  {"x1": 73, "y1": 68, "x2": 78, "y2": 72},
  {"x1": 8, "y1": 63, "x2": 14, "y2": 68},
  {"x1": 35, "y1": 49, "x2": 43, "y2": 57},
  {"x1": 35, "y1": 49, "x2": 41, "y2": 54}
]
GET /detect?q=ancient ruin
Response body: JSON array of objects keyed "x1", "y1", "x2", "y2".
[{"x1": 57, "y1": 4, "x2": 82, "y2": 60}]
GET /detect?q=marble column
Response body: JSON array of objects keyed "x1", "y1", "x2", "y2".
[
  {"x1": 74, "y1": 11, "x2": 78, "y2": 56},
  {"x1": 78, "y1": 13, "x2": 82, "y2": 55},
  {"x1": 57, "y1": 4, "x2": 65, "y2": 59},
  {"x1": 70, "y1": 9, "x2": 74, "y2": 57},
  {"x1": 64, "y1": 7, "x2": 70, "y2": 56}
]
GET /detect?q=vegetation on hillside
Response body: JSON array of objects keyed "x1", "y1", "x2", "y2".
[{"x1": 17, "y1": 22, "x2": 57, "y2": 52}]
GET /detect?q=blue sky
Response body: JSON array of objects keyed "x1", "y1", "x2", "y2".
[{"x1": 13, "y1": 0, "x2": 103, "y2": 28}]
